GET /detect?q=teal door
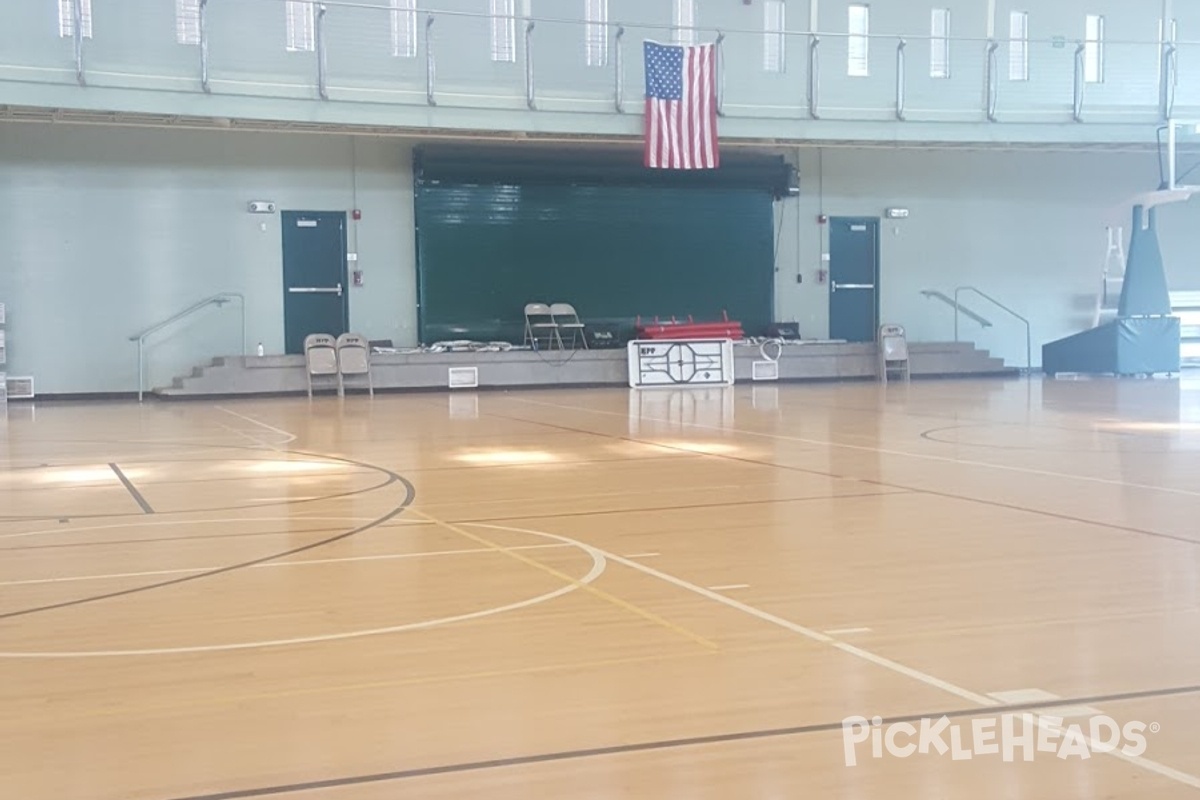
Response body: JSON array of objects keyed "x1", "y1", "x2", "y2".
[
  {"x1": 281, "y1": 211, "x2": 348, "y2": 355},
  {"x1": 828, "y1": 217, "x2": 880, "y2": 343}
]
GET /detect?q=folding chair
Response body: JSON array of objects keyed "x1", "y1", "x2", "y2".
[
  {"x1": 304, "y1": 334, "x2": 340, "y2": 397},
  {"x1": 550, "y1": 303, "x2": 588, "y2": 350},
  {"x1": 336, "y1": 333, "x2": 374, "y2": 396},
  {"x1": 523, "y1": 303, "x2": 561, "y2": 350},
  {"x1": 878, "y1": 324, "x2": 911, "y2": 383}
]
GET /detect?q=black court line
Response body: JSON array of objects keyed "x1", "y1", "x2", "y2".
[
  {"x1": 165, "y1": 682, "x2": 1200, "y2": 800},
  {"x1": 109, "y1": 463, "x2": 155, "y2": 515},
  {"x1": 455, "y1": 491, "x2": 911, "y2": 525},
  {"x1": 487, "y1": 402, "x2": 1200, "y2": 548},
  {"x1": 0, "y1": 456, "x2": 416, "y2": 623}
]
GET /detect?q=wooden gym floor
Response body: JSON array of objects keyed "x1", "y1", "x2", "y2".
[{"x1": 2, "y1": 377, "x2": 1200, "y2": 799}]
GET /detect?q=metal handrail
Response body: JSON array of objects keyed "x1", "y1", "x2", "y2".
[
  {"x1": 199, "y1": 0, "x2": 211, "y2": 93},
  {"x1": 129, "y1": 293, "x2": 246, "y2": 403},
  {"x1": 954, "y1": 286, "x2": 1031, "y2": 373},
  {"x1": 525, "y1": 20, "x2": 536, "y2": 110},
  {"x1": 425, "y1": 13, "x2": 437, "y2": 106},
  {"x1": 1073, "y1": 43, "x2": 1086, "y2": 122},
  {"x1": 72, "y1": 0, "x2": 85, "y2": 86},
  {"x1": 921, "y1": 290, "x2": 993, "y2": 329},
  {"x1": 613, "y1": 25, "x2": 625, "y2": 113},
  {"x1": 985, "y1": 40, "x2": 999, "y2": 122},
  {"x1": 807, "y1": 36, "x2": 820, "y2": 119},
  {"x1": 895, "y1": 38, "x2": 907, "y2": 121},
  {"x1": 715, "y1": 32, "x2": 726, "y2": 117},
  {"x1": 316, "y1": 3, "x2": 329, "y2": 100}
]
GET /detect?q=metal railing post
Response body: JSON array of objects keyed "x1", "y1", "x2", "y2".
[
  {"x1": 614, "y1": 25, "x2": 625, "y2": 113},
  {"x1": 137, "y1": 340, "x2": 144, "y2": 403},
  {"x1": 1073, "y1": 43, "x2": 1085, "y2": 122},
  {"x1": 1160, "y1": 43, "x2": 1177, "y2": 121},
  {"x1": 807, "y1": 35, "x2": 821, "y2": 119},
  {"x1": 316, "y1": 3, "x2": 328, "y2": 100},
  {"x1": 72, "y1": 0, "x2": 86, "y2": 86},
  {"x1": 895, "y1": 38, "x2": 907, "y2": 121},
  {"x1": 525, "y1": 20, "x2": 536, "y2": 110},
  {"x1": 199, "y1": 0, "x2": 210, "y2": 93},
  {"x1": 985, "y1": 40, "x2": 999, "y2": 121},
  {"x1": 425, "y1": 13, "x2": 437, "y2": 105},
  {"x1": 715, "y1": 31, "x2": 726, "y2": 117}
]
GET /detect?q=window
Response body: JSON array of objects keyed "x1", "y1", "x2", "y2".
[
  {"x1": 285, "y1": 0, "x2": 315, "y2": 52},
  {"x1": 1084, "y1": 14, "x2": 1105, "y2": 83},
  {"x1": 763, "y1": 0, "x2": 786, "y2": 73},
  {"x1": 1008, "y1": 11, "x2": 1029, "y2": 81},
  {"x1": 673, "y1": 0, "x2": 696, "y2": 47},
  {"x1": 176, "y1": 0, "x2": 201, "y2": 46},
  {"x1": 490, "y1": 0, "x2": 516, "y2": 63},
  {"x1": 585, "y1": 0, "x2": 608, "y2": 67},
  {"x1": 391, "y1": 0, "x2": 417, "y2": 58},
  {"x1": 58, "y1": 0, "x2": 92, "y2": 39},
  {"x1": 930, "y1": 8, "x2": 950, "y2": 78},
  {"x1": 848, "y1": 4, "x2": 869, "y2": 77},
  {"x1": 1159, "y1": 18, "x2": 1178, "y2": 85}
]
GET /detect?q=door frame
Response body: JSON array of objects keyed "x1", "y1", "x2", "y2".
[
  {"x1": 280, "y1": 210, "x2": 350, "y2": 355},
  {"x1": 828, "y1": 216, "x2": 881, "y2": 342}
]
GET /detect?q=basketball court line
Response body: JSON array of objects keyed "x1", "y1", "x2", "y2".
[
  {"x1": 508, "y1": 396, "x2": 1200, "y2": 499},
  {"x1": 471, "y1": 524, "x2": 1200, "y2": 790},
  {"x1": 0, "y1": 468, "x2": 415, "y2": 624},
  {"x1": 473, "y1": 522, "x2": 996, "y2": 707},
  {"x1": 0, "y1": 529, "x2": 604, "y2": 658},
  {"x1": 0, "y1": 543, "x2": 574, "y2": 588},
  {"x1": 160, "y1": 682, "x2": 1200, "y2": 800},
  {"x1": 215, "y1": 406, "x2": 298, "y2": 449},
  {"x1": 409, "y1": 511, "x2": 720, "y2": 652},
  {"x1": 494, "y1": 399, "x2": 1200, "y2": 547},
  {"x1": 108, "y1": 463, "x2": 155, "y2": 514}
]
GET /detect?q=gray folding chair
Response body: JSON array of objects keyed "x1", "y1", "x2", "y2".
[
  {"x1": 523, "y1": 302, "x2": 561, "y2": 350},
  {"x1": 304, "y1": 334, "x2": 340, "y2": 397},
  {"x1": 878, "y1": 324, "x2": 911, "y2": 383},
  {"x1": 550, "y1": 303, "x2": 588, "y2": 350},
  {"x1": 336, "y1": 333, "x2": 374, "y2": 396}
]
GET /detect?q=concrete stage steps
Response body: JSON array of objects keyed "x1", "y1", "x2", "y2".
[{"x1": 154, "y1": 341, "x2": 1015, "y2": 398}]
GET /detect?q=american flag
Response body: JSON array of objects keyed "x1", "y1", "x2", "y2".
[{"x1": 643, "y1": 40, "x2": 719, "y2": 170}]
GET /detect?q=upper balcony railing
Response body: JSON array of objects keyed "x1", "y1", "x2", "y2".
[{"x1": 1, "y1": 0, "x2": 1192, "y2": 129}]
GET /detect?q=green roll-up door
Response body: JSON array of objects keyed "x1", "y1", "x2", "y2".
[{"x1": 414, "y1": 148, "x2": 785, "y2": 344}]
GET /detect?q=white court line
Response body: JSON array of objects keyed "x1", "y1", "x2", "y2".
[
  {"x1": 476, "y1": 524, "x2": 996, "y2": 708},
  {"x1": 0, "y1": 529, "x2": 603, "y2": 658},
  {"x1": 825, "y1": 627, "x2": 873, "y2": 635},
  {"x1": 624, "y1": 552, "x2": 661, "y2": 559},
  {"x1": 0, "y1": 543, "x2": 571, "y2": 588},
  {"x1": 708, "y1": 584, "x2": 750, "y2": 591},
  {"x1": 509, "y1": 397, "x2": 1200, "y2": 499},
  {"x1": 478, "y1": 523, "x2": 1200, "y2": 790},
  {"x1": 215, "y1": 406, "x2": 298, "y2": 448},
  {"x1": 0, "y1": 515, "x2": 382, "y2": 542}
]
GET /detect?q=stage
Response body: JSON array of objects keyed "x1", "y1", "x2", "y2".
[{"x1": 155, "y1": 340, "x2": 1014, "y2": 397}]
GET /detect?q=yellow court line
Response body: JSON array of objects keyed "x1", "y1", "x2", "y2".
[
  {"x1": 46, "y1": 649, "x2": 720, "y2": 722},
  {"x1": 410, "y1": 508, "x2": 720, "y2": 652}
]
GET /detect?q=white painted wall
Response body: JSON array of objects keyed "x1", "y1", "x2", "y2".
[
  {"x1": 0, "y1": 123, "x2": 416, "y2": 394},
  {"x1": 4, "y1": 119, "x2": 1200, "y2": 394},
  {"x1": 773, "y1": 146, "x2": 1200, "y2": 368}
]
